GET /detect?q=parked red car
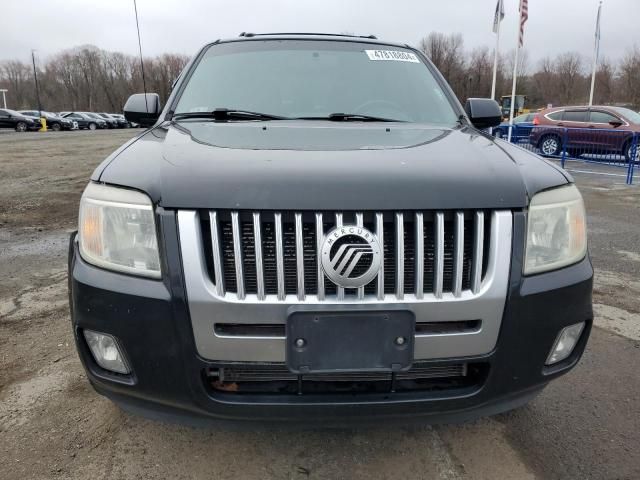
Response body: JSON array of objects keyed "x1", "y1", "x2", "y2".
[{"x1": 529, "y1": 106, "x2": 640, "y2": 161}]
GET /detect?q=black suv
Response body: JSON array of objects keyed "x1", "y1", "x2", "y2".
[
  {"x1": 69, "y1": 34, "x2": 593, "y2": 424},
  {"x1": 0, "y1": 108, "x2": 40, "y2": 132}
]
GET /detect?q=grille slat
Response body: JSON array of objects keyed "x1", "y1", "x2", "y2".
[
  {"x1": 206, "y1": 210, "x2": 491, "y2": 301},
  {"x1": 295, "y1": 213, "x2": 305, "y2": 301},
  {"x1": 434, "y1": 212, "x2": 445, "y2": 298},
  {"x1": 216, "y1": 362, "x2": 467, "y2": 383},
  {"x1": 415, "y1": 212, "x2": 424, "y2": 299},
  {"x1": 274, "y1": 213, "x2": 285, "y2": 300},
  {"x1": 315, "y1": 213, "x2": 325, "y2": 300},
  {"x1": 355, "y1": 212, "x2": 365, "y2": 300},
  {"x1": 209, "y1": 211, "x2": 225, "y2": 296},
  {"x1": 335, "y1": 213, "x2": 345, "y2": 300},
  {"x1": 253, "y1": 213, "x2": 265, "y2": 300},
  {"x1": 230, "y1": 212, "x2": 245, "y2": 299},
  {"x1": 395, "y1": 213, "x2": 404, "y2": 299},
  {"x1": 453, "y1": 212, "x2": 465, "y2": 297},
  {"x1": 472, "y1": 211, "x2": 485, "y2": 294},
  {"x1": 375, "y1": 213, "x2": 385, "y2": 300}
]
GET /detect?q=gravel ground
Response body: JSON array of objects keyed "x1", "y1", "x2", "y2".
[{"x1": 1, "y1": 130, "x2": 639, "y2": 480}]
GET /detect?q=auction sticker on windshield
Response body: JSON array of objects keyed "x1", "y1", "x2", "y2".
[{"x1": 365, "y1": 50, "x2": 420, "y2": 63}]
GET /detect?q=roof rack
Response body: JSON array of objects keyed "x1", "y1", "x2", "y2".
[{"x1": 238, "y1": 32, "x2": 377, "y2": 40}]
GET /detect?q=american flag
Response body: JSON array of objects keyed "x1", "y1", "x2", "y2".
[{"x1": 518, "y1": 0, "x2": 529, "y2": 47}]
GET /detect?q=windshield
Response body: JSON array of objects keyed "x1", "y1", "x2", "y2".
[
  {"x1": 174, "y1": 40, "x2": 458, "y2": 125},
  {"x1": 612, "y1": 107, "x2": 640, "y2": 124}
]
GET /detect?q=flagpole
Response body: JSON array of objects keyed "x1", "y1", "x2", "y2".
[
  {"x1": 588, "y1": 1, "x2": 602, "y2": 107},
  {"x1": 508, "y1": 0, "x2": 527, "y2": 142},
  {"x1": 490, "y1": 1, "x2": 502, "y2": 100},
  {"x1": 507, "y1": 43, "x2": 519, "y2": 142}
]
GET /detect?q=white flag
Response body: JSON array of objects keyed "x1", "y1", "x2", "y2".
[{"x1": 493, "y1": 0, "x2": 505, "y2": 33}]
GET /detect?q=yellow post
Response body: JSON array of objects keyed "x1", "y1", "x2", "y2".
[{"x1": 40, "y1": 117, "x2": 47, "y2": 132}]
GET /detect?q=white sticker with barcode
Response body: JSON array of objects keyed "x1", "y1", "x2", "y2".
[{"x1": 365, "y1": 50, "x2": 420, "y2": 63}]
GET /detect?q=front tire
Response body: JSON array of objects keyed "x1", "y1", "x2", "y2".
[
  {"x1": 88, "y1": 122, "x2": 97, "y2": 131},
  {"x1": 51, "y1": 122, "x2": 62, "y2": 132},
  {"x1": 15, "y1": 122, "x2": 27, "y2": 132},
  {"x1": 625, "y1": 141, "x2": 640, "y2": 163},
  {"x1": 539, "y1": 134, "x2": 562, "y2": 156}
]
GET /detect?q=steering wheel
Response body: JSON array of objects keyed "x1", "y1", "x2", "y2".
[{"x1": 352, "y1": 100, "x2": 408, "y2": 119}]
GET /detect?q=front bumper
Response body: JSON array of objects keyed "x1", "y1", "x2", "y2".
[{"x1": 68, "y1": 210, "x2": 593, "y2": 423}]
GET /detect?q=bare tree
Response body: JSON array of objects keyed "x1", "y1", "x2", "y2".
[
  {"x1": 418, "y1": 32, "x2": 466, "y2": 100},
  {"x1": 553, "y1": 52, "x2": 585, "y2": 105},
  {"x1": 0, "y1": 45, "x2": 189, "y2": 112},
  {"x1": 467, "y1": 47, "x2": 493, "y2": 98},
  {"x1": 594, "y1": 57, "x2": 616, "y2": 105},
  {"x1": 619, "y1": 46, "x2": 640, "y2": 108}
]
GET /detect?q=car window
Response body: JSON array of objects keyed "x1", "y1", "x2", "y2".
[
  {"x1": 611, "y1": 107, "x2": 640, "y2": 124},
  {"x1": 563, "y1": 110, "x2": 588, "y2": 122},
  {"x1": 175, "y1": 40, "x2": 459, "y2": 125},
  {"x1": 513, "y1": 114, "x2": 528, "y2": 123},
  {"x1": 546, "y1": 111, "x2": 563, "y2": 121},
  {"x1": 590, "y1": 111, "x2": 620, "y2": 124}
]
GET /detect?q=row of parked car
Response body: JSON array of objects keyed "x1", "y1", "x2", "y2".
[
  {"x1": 493, "y1": 105, "x2": 640, "y2": 161},
  {"x1": 0, "y1": 109, "x2": 137, "y2": 132}
]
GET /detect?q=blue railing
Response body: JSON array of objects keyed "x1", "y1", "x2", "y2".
[{"x1": 504, "y1": 125, "x2": 639, "y2": 184}]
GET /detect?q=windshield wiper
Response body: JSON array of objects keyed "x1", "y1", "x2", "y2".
[
  {"x1": 297, "y1": 113, "x2": 405, "y2": 122},
  {"x1": 172, "y1": 108, "x2": 288, "y2": 121}
]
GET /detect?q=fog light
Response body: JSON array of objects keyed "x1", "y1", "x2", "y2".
[
  {"x1": 83, "y1": 330, "x2": 131, "y2": 374},
  {"x1": 546, "y1": 322, "x2": 585, "y2": 365}
]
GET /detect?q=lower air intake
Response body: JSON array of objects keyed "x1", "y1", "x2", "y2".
[{"x1": 205, "y1": 362, "x2": 488, "y2": 395}]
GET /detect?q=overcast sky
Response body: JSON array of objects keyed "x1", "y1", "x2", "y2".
[{"x1": 3, "y1": 0, "x2": 638, "y2": 67}]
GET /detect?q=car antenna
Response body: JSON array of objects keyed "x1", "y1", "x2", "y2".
[{"x1": 133, "y1": 0, "x2": 149, "y2": 114}]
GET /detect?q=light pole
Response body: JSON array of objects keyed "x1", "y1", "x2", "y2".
[
  {"x1": 0, "y1": 89, "x2": 7, "y2": 109},
  {"x1": 31, "y1": 50, "x2": 43, "y2": 117}
]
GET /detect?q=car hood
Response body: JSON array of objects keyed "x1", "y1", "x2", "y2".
[{"x1": 95, "y1": 121, "x2": 569, "y2": 210}]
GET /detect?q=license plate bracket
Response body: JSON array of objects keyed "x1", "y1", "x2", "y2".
[{"x1": 286, "y1": 311, "x2": 415, "y2": 374}]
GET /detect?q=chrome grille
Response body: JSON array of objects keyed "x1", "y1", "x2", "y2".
[{"x1": 202, "y1": 211, "x2": 491, "y2": 301}]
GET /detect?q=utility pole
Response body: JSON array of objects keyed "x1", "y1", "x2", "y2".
[
  {"x1": 31, "y1": 50, "x2": 42, "y2": 117},
  {"x1": 0, "y1": 89, "x2": 7, "y2": 109}
]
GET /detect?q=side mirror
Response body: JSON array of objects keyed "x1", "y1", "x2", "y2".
[
  {"x1": 123, "y1": 93, "x2": 161, "y2": 127},
  {"x1": 609, "y1": 120, "x2": 623, "y2": 128},
  {"x1": 464, "y1": 98, "x2": 502, "y2": 129}
]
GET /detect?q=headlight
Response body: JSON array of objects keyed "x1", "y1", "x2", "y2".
[
  {"x1": 524, "y1": 184, "x2": 587, "y2": 275},
  {"x1": 78, "y1": 183, "x2": 161, "y2": 278}
]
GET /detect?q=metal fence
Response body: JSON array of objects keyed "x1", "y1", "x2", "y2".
[{"x1": 505, "y1": 125, "x2": 639, "y2": 184}]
